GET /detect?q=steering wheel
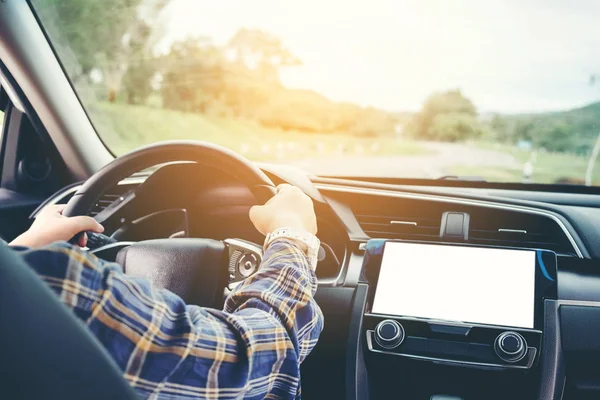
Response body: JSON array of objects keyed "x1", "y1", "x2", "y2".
[{"x1": 63, "y1": 140, "x2": 277, "y2": 307}]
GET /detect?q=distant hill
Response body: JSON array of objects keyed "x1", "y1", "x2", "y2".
[
  {"x1": 488, "y1": 101, "x2": 600, "y2": 153},
  {"x1": 510, "y1": 101, "x2": 600, "y2": 123}
]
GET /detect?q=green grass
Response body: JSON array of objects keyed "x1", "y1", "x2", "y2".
[
  {"x1": 87, "y1": 102, "x2": 431, "y2": 161},
  {"x1": 452, "y1": 141, "x2": 600, "y2": 185},
  {"x1": 85, "y1": 102, "x2": 600, "y2": 185}
]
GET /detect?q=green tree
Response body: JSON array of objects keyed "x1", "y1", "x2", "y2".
[
  {"x1": 161, "y1": 29, "x2": 303, "y2": 118},
  {"x1": 407, "y1": 89, "x2": 478, "y2": 141},
  {"x1": 531, "y1": 122, "x2": 574, "y2": 152},
  {"x1": 227, "y1": 29, "x2": 302, "y2": 83},
  {"x1": 160, "y1": 38, "x2": 230, "y2": 113},
  {"x1": 160, "y1": 28, "x2": 397, "y2": 136},
  {"x1": 427, "y1": 113, "x2": 485, "y2": 142},
  {"x1": 122, "y1": 24, "x2": 157, "y2": 104},
  {"x1": 34, "y1": 0, "x2": 167, "y2": 101}
]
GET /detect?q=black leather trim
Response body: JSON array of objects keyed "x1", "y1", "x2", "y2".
[
  {"x1": 301, "y1": 287, "x2": 356, "y2": 399},
  {"x1": 537, "y1": 300, "x2": 565, "y2": 400},
  {"x1": 346, "y1": 284, "x2": 370, "y2": 400},
  {"x1": 558, "y1": 262, "x2": 600, "y2": 302}
]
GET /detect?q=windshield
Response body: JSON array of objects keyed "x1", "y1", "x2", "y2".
[{"x1": 30, "y1": 0, "x2": 600, "y2": 186}]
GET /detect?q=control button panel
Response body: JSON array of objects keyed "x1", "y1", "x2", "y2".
[{"x1": 364, "y1": 315, "x2": 540, "y2": 370}]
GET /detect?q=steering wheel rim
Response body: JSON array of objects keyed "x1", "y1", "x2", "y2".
[{"x1": 63, "y1": 140, "x2": 276, "y2": 217}]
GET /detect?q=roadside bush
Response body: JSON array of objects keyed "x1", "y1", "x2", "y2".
[{"x1": 427, "y1": 113, "x2": 485, "y2": 142}]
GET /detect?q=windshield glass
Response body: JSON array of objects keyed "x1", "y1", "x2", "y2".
[{"x1": 31, "y1": 0, "x2": 600, "y2": 185}]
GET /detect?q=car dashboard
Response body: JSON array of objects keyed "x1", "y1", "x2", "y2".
[{"x1": 34, "y1": 162, "x2": 600, "y2": 400}]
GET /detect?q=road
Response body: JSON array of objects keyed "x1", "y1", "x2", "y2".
[{"x1": 287, "y1": 141, "x2": 522, "y2": 178}]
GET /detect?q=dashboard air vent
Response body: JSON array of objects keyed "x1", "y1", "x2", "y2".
[
  {"x1": 325, "y1": 188, "x2": 577, "y2": 256},
  {"x1": 468, "y1": 210, "x2": 576, "y2": 256},
  {"x1": 356, "y1": 213, "x2": 442, "y2": 241}
]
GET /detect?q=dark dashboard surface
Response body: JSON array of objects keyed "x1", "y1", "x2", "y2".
[{"x1": 38, "y1": 161, "x2": 600, "y2": 400}]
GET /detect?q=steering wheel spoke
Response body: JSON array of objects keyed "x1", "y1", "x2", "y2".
[
  {"x1": 94, "y1": 188, "x2": 137, "y2": 225},
  {"x1": 90, "y1": 241, "x2": 135, "y2": 261}
]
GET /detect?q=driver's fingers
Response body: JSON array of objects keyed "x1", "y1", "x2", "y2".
[
  {"x1": 37, "y1": 204, "x2": 66, "y2": 218},
  {"x1": 77, "y1": 232, "x2": 88, "y2": 248},
  {"x1": 53, "y1": 204, "x2": 67, "y2": 214},
  {"x1": 69, "y1": 216, "x2": 104, "y2": 234},
  {"x1": 248, "y1": 205, "x2": 266, "y2": 235},
  {"x1": 263, "y1": 184, "x2": 291, "y2": 205},
  {"x1": 248, "y1": 205, "x2": 263, "y2": 223},
  {"x1": 264, "y1": 195, "x2": 277, "y2": 205},
  {"x1": 276, "y1": 183, "x2": 293, "y2": 193}
]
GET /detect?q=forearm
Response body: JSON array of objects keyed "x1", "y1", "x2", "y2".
[
  {"x1": 17, "y1": 240, "x2": 323, "y2": 398},
  {"x1": 224, "y1": 238, "x2": 323, "y2": 362}
]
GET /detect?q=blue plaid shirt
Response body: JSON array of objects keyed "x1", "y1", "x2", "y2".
[{"x1": 15, "y1": 238, "x2": 323, "y2": 399}]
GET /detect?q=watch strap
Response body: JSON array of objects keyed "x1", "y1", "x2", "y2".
[{"x1": 264, "y1": 227, "x2": 320, "y2": 269}]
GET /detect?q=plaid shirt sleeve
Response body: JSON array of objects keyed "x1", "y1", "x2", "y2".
[{"x1": 15, "y1": 238, "x2": 323, "y2": 400}]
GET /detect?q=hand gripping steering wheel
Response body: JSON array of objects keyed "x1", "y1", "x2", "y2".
[{"x1": 63, "y1": 141, "x2": 277, "y2": 307}]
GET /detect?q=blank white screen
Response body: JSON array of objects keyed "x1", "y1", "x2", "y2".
[{"x1": 371, "y1": 242, "x2": 536, "y2": 328}]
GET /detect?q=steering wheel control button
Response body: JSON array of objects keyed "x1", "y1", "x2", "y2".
[
  {"x1": 78, "y1": 232, "x2": 117, "y2": 250},
  {"x1": 238, "y1": 253, "x2": 259, "y2": 277},
  {"x1": 374, "y1": 319, "x2": 405, "y2": 349},
  {"x1": 224, "y1": 239, "x2": 263, "y2": 285},
  {"x1": 494, "y1": 331, "x2": 527, "y2": 363}
]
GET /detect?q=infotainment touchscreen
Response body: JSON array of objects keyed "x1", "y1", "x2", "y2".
[{"x1": 371, "y1": 242, "x2": 537, "y2": 329}]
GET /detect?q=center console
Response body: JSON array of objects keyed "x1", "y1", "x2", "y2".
[{"x1": 358, "y1": 239, "x2": 558, "y2": 399}]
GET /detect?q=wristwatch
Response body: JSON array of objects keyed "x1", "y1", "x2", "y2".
[{"x1": 264, "y1": 227, "x2": 320, "y2": 269}]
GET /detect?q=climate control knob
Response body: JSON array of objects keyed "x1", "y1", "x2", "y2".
[
  {"x1": 374, "y1": 319, "x2": 405, "y2": 349},
  {"x1": 494, "y1": 331, "x2": 527, "y2": 363}
]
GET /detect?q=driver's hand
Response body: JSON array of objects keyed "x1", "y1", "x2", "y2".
[
  {"x1": 10, "y1": 204, "x2": 104, "y2": 248},
  {"x1": 249, "y1": 184, "x2": 317, "y2": 235}
]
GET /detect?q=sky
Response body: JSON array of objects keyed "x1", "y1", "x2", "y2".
[{"x1": 158, "y1": 0, "x2": 600, "y2": 113}]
